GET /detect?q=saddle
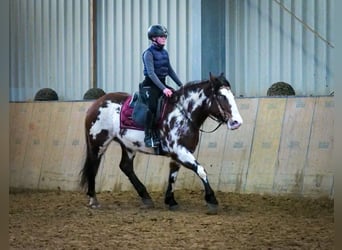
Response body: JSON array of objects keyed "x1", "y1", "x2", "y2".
[{"x1": 120, "y1": 92, "x2": 167, "y2": 131}]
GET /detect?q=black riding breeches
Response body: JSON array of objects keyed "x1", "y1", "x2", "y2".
[
  {"x1": 139, "y1": 77, "x2": 166, "y2": 129},
  {"x1": 140, "y1": 78, "x2": 163, "y2": 115}
]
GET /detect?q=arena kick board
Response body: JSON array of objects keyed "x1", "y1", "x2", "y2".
[{"x1": 9, "y1": 97, "x2": 334, "y2": 197}]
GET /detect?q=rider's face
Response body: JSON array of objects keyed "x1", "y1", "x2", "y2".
[{"x1": 153, "y1": 36, "x2": 167, "y2": 45}]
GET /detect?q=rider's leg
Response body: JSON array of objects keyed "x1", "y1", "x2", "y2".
[
  {"x1": 141, "y1": 85, "x2": 161, "y2": 147},
  {"x1": 144, "y1": 110, "x2": 156, "y2": 147},
  {"x1": 140, "y1": 84, "x2": 155, "y2": 147}
]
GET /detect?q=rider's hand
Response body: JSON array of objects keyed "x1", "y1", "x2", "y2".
[{"x1": 163, "y1": 88, "x2": 173, "y2": 97}]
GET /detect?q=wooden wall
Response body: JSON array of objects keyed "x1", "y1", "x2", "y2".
[{"x1": 10, "y1": 97, "x2": 334, "y2": 197}]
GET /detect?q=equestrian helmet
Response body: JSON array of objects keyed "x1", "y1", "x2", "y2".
[{"x1": 147, "y1": 24, "x2": 168, "y2": 40}]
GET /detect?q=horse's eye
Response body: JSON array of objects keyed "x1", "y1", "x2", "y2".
[{"x1": 218, "y1": 95, "x2": 227, "y2": 102}]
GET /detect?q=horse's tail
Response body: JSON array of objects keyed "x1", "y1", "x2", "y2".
[
  {"x1": 80, "y1": 126, "x2": 100, "y2": 190},
  {"x1": 80, "y1": 127, "x2": 91, "y2": 189}
]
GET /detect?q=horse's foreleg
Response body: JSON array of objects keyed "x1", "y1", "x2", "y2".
[
  {"x1": 175, "y1": 151, "x2": 218, "y2": 214},
  {"x1": 164, "y1": 160, "x2": 180, "y2": 210},
  {"x1": 119, "y1": 146, "x2": 154, "y2": 208},
  {"x1": 194, "y1": 163, "x2": 219, "y2": 214}
]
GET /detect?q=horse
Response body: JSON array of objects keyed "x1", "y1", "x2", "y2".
[{"x1": 80, "y1": 73, "x2": 243, "y2": 214}]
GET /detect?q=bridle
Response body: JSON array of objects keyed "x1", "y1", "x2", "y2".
[
  {"x1": 205, "y1": 84, "x2": 232, "y2": 132},
  {"x1": 173, "y1": 81, "x2": 231, "y2": 133},
  {"x1": 212, "y1": 86, "x2": 231, "y2": 116}
]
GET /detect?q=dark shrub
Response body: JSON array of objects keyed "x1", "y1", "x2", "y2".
[
  {"x1": 83, "y1": 88, "x2": 106, "y2": 100},
  {"x1": 34, "y1": 88, "x2": 59, "y2": 101},
  {"x1": 267, "y1": 82, "x2": 295, "y2": 96}
]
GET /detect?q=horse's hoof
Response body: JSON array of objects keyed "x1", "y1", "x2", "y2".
[
  {"x1": 89, "y1": 197, "x2": 100, "y2": 209},
  {"x1": 169, "y1": 204, "x2": 179, "y2": 211},
  {"x1": 206, "y1": 203, "x2": 218, "y2": 215},
  {"x1": 141, "y1": 199, "x2": 154, "y2": 209},
  {"x1": 89, "y1": 203, "x2": 101, "y2": 209}
]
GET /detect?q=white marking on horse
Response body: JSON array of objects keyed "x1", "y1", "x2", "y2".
[
  {"x1": 196, "y1": 165, "x2": 208, "y2": 183},
  {"x1": 89, "y1": 101, "x2": 119, "y2": 139},
  {"x1": 88, "y1": 101, "x2": 153, "y2": 155},
  {"x1": 119, "y1": 129, "x2": 155, "y2": 154},
  {"x1": 182, "y1": 90, "x2": 206, "y2": 112},
  {"x1": 219, "y1": 88, "x2": 243, "y2": 128},
  {"x1": 164, "y1": 88, "x2": 207, "y2": 137}
]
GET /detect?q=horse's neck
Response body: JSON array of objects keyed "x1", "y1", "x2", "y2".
[{"x1": 177, "y1": 88, "x2": 209, "y2": 125}]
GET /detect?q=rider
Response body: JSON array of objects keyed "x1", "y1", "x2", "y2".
[{"x1": 140, "y1": 24, "x2": 183, "y2": 147}]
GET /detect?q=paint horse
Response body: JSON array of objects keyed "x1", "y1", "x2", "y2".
[{"x1": 80, "y1": 73, "x2": 243, "y2": 214}]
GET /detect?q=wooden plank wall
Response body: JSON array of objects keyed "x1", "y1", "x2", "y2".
[
  {"x1": 218, "y1": 98, "x2": 259, "y2": 193},
  {"x1": 9, "y1": 97, "x2": 334, "y2": 197},
  {"x1": 245, "y1": 98, "x2": 287, "y2": 193}
]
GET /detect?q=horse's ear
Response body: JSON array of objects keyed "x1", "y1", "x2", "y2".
[
  {"x1": 209, "y1": 72, "x2": 214, "y2": 81},
  {"x1": 218, "y1": 72, "x2": 225, "y2": 81}
]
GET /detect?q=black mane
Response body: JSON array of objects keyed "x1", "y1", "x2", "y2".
[
  {"x1": 172, "y1": 79, "x2": 210, "y2": 100},
  {"x1": 173, "y1": 73, "x2": 231, "y2": 99}
]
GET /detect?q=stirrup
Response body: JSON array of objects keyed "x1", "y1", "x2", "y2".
[
  {"x1": 144, "y1": 137, "x2": 158, "y2": 148},
  {"x1": 152, "y1": 131, "x2": 160, "y2": 145},
  {"x1": 144, "y1": 132, "x2": 157, "y2": 148}
]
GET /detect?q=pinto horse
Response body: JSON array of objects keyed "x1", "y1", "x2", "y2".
[{"x1": 80, "y1": 73, "x2": 243, "y2": 214}]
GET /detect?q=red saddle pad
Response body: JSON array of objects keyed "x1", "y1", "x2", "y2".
[{"x1": 120, "y1": 96, "x2": 144, "y2": 131}]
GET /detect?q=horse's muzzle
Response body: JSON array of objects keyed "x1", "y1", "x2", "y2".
[{"x1": 227, "y1": 120, "x2": 242, "y2": 130}]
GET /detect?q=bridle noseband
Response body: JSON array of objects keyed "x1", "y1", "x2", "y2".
[{"x1": 209, "y1": 78, "x2": 232, "y2": 117}]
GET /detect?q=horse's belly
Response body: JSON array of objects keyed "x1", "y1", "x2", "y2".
[{"x1": 120, "y1": 129, "x2": 145, "y2": 143}]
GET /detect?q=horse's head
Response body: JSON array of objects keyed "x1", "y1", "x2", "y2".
[{"x1": 208, "y1": 73, "x2": 243, "y2": 130}]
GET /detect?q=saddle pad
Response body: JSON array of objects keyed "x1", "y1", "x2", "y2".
[{"x1": 120, "y1": 96, "x2": 144, "y2": 131}]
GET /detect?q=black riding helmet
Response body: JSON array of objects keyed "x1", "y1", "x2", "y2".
[{"x1": 147, "y1": 24, "x2": 168, "y2": 40}]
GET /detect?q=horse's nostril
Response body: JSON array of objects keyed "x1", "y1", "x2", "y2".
[
  {"x1": 229, "y1": 120, "x2": 241, "y2": 130},
  {"x1": 230, "y1": 121, "x2": 238, "y2": 126}
]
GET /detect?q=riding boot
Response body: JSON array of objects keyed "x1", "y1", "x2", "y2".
[
  {"x1": 152, "y1": 130, "x2": 160, "y2": 146},
  {"x1": 144, "y1": 129, "x2": 155, "y2": 147},
  {"x1": 144, "y1": 111, "x2": 158, "y2": 148}
]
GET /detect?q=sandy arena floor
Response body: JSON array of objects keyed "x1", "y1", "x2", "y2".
[{"x1": 9, "y1": 189, "x2": 334, "y2": 249}]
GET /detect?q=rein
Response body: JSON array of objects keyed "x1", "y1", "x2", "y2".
[
  {"x1": 166, "y1": 79, "x2": 230, "y2": 133},
  {"x1": 173, "y1": 100, "x2": 224, "y2": 134},
  {"x1": 201, "y1": 118, "x2": 224, "y2": 133}
]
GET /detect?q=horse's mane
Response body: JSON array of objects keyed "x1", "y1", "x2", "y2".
[
  {"x1": 184, "y1": 80, "x2": 206, "y2": 86},
  {"x1": 173, "y1": 79, "x2": 210, "y2": 96},
  {"x1": 172, "y1": 74, "x2": 231, "y2": 101}
]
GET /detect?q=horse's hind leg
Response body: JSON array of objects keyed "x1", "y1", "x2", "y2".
[
  {"x1": 164, "y1": 160, "x2": 180, "y2": 210},
  {"x1": 84, "y1": 156, "x2": 101, "y2": 208},
  {"x1": 119, "y1": 145, "x2": 154, "y2": 208},
  {"x1": 80, "y1": 144, "x2": 102, "y2": 208}
]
